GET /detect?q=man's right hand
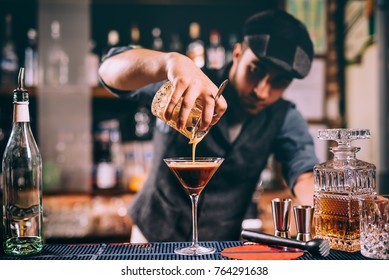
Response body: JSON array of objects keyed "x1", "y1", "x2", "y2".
[
  {"x1": 164, "y1": 52, "x2": 227, "y2": 131},
  {"x1": 99, "y1": 48, "x2": 227, "y2": 132}
]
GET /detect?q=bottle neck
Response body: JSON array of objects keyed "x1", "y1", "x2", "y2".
[
  {"x1": 13, "y1": 102, "x2": 30, "y2": 123},
  {"x1": 330, "y1": 146, "x2": 360, "y2": 161}
]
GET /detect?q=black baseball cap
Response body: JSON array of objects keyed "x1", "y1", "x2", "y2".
[{"x1": 243, "y1": 9, "x2": 314, "y2": 79}]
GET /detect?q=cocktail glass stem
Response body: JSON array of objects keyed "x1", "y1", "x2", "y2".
[{"x1": 190, "y1": 194, "x2": 199, "y2": 248}]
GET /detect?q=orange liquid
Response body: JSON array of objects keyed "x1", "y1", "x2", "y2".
[
  {"x1": 313, "y1": 192, "x2": 362, "y2": 252},
  {"x1": 192, "y1": 142, "x2": 198, "y2": 162},
  {"x1": 168, "y1": 162, "x2": 220, "y2": 195}
]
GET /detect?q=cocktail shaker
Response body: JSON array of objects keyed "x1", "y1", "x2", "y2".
[{"x1": 151, "y1": 79, "x2": 228, "y2": 144}]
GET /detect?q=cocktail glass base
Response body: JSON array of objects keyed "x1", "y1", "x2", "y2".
[{"x1": 174, "y1": 244, "x2": 215, "y2": 256}]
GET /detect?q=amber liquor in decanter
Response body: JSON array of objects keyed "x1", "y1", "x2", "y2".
[{"x1": 313, "y1": 129, "x2": 376, "y2": 252}]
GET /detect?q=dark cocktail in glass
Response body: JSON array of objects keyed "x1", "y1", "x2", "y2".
[{"x1": 164, "y1": 157, "x2": 224, "y2": 255}]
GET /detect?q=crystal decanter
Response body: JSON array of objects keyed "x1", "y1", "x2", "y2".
[{"x1": 313, "y1": 128, "x2": 376, "y2": 252}]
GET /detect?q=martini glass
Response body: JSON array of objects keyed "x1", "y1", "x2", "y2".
[{"x1": 164, "y1": 157, "x2": 224, "y2": 255}]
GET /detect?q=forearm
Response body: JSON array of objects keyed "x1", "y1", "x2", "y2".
[
  {"x1": 98, "y1": 48, "x2": 175, "y2": 91},
  {"x1": 293, "y1": 172, "x2": 315, "y2": 205}
]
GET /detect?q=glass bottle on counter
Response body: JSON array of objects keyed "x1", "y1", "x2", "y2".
[
  {"x1": 313, "y1": 128, "x2": 376, "y2": 252},
  {"x1": 1, "y1": 14, "x2": 19, "y2": 86},
  {"x1": 2, "y1": 67, "x2": 43, "y2": 255}
]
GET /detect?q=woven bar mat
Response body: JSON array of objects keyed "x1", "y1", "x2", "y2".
[{"x1": 0, "y1": 241, "x2": 370, "y2": 260}]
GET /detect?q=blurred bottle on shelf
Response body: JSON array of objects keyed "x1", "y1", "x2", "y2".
[
  {"x1": 86, "y1": 40, "x2": 100, "y2": 87},
  {"x1": 151, "y1": 27, "x2": 164, "y2": 51},
  {"x1": 142, "y1": 140, "x2": 154, "y2": 176},
  {"x1": 122, "y1": 140, "x2": 153, "y2": 193},
  {"x1": 186, "y1": 22, "x2": 205, "y2": 68},
  {"x1": 206, "y1": 29, "x2": 225, "y2": 70},
  {"x1": 94, "y1": 136, "x2": 116, "y2": 190},
  {"x1": 107, "y1": 120, "x2": 124, "y2": 178},
  {"x1": 92, "y1": 119, "x2": 123, "y2": 191},
  {"x1": 225, "y1": 33, "x2": 238, "y2": 64},
  {"x1": 123, "y1": 142, "x2": 145, "y2": 193},
  {"x1": 24, "y1": 28, "x2": 39, "y2": 87},
  {"x1": 134, "y1": 105, "x2": 152, "y2": 140},
  {"x1": 45, "y1": 20, "x2": 69, "y2": 86},
  {"x1": 122, "y1": 102, "x2": 154, "y2": 193},
  {"x1": 129, "y1": 24, "x2": 141, "y2": 47},
  {"x1": 1, "y1": 14, "x2": 19, "y2": 86},
  {"x1": 101, "y1": 29, "x2": 120, "y2": 61},
  {"x1": 169, "y1": 33, "x2": 183, "y2": 53}
]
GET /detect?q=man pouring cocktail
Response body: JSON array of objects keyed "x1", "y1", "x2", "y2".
[{"x1": 98, "y1": 9, "x2": 319, "y2": 243}]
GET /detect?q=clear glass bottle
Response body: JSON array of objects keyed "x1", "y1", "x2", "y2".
[
  {"x1": 2, "y1": 67, "x2": 44, "y2": 255},
  {"x1": 313, "y1": 128, "x2": 376, "y2": 252}
]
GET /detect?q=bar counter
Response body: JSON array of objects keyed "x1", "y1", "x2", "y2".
[{"x1": 0, "y1": 241, "x2": 370, "y2": 260}]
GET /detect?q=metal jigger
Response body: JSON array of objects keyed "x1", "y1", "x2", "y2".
[
  {"x1": 271, "y1": 198, "x2": 292, "y2": 238},
  {"x1": 293, "y1": 205, "x2": 314, "y2": 241}
]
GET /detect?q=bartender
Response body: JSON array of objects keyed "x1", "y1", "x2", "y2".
[{"x1": 98, "y1": 9, "x2": 319, "y2": 242}]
